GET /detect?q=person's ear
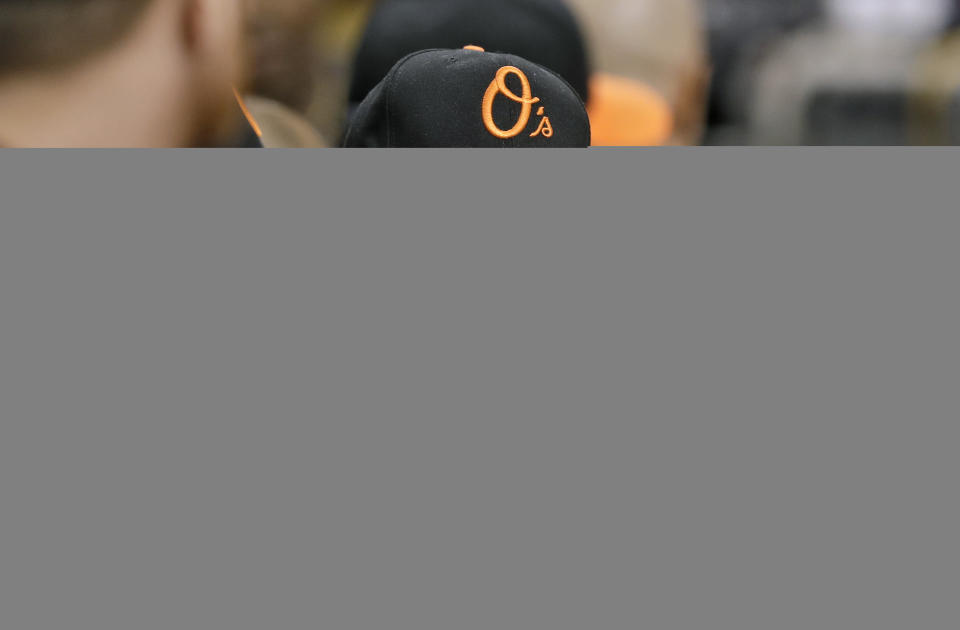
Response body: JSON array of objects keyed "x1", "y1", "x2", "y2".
[
  {"x1": 174, "y1": 0, "x2": 248, "y2": 146},
  {"x1": 179, "y1": 0, "x2": 246, "y2": 81},
  {"x1": 180, "y1": 0, "x2": 203, "y2": 53},
  {"x1": 178, "y1": 0, "x2": 244, "y2": 57}
]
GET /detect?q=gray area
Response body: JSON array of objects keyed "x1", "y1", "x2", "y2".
[{"x1": 0, "y1": 148, "x2": 957, "y2": 630}]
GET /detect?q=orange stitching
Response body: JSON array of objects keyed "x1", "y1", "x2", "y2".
[
  {"x1": 530, "y1": 115, "x2": 554, "y2": 138},
  {"x1": 481, "y1": 66, "x2": 541, "y2": 139},
  {"x1": 530, "y1": 106, "x2": 553, "y2": 137}
]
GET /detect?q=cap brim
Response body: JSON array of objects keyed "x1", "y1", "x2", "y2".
[{"x1": 587, "y1": 73, "x2": 674, "y2": 147}]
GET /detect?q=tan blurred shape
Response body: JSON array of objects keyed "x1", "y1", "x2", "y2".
[
  {"x1": 308, "y1": 0, "x2": 378, "y2": 140},
  {"x1": 245, "y1": 0, "x2": 327, "y2": 112},
  {"x1": 567, "y1": 0, "x2": 710, "y2": 145},
  {"x1": 244, "y1": 0, "x2": 375, "y2": 141},
  {"x1": 243, "y1": 94, "x2": 329, "y2": 147},
  {"x1": 910, "y1": 31, "x2": 960, "y2": 145}
]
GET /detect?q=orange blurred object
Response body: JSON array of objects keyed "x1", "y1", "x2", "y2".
[{"x1": 587, "y1": 73, "x2": 674, "y2": 146}]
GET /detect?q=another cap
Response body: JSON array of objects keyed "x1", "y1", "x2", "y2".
[
  {"x1": 348, "y1": 0, "x2": 590, "y2": 108},
  {"x1": 342, "y1": 47, "x2": 591, "y2": 147}
]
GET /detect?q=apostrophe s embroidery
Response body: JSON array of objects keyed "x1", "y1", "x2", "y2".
[
  {"x1": 482, "y1": 66, "x2": 553, "y2": 139},
  {"x1": 531, "y1": 106, "x2": 554, "y2": 138}
]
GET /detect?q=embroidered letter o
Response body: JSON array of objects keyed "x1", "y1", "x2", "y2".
[{"x1": 482, "y1": 66, "x2": 542, "y2": 139}]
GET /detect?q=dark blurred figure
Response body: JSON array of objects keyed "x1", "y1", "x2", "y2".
[
  {"x1": 702, "y1": 0, "x2": 823, "y2": 144},
  {"x1": 749, "y1": 0, "x2": 954, "y2": 145},
  {"x1": 0, "y1": 0, "x2": 247, "y2": 147},
  {"x1": 950, "y1": 0, "x2": 960, "y2": 28},
  {"x1": 347, "y1": 0, "x2": 592, "y2": 109}
]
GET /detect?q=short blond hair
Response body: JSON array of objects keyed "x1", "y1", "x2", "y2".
[{"x1": 0, "y1": 0, "x2": 154, "y2": 76}]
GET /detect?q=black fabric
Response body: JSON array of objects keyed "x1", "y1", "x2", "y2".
[
  {"x1": 232, "y1": 121, "x2": 265, "y2": 148},
  {"x1": 343, "y1": 48, "x2": 590, "y2": 148},
  {"x1": 803, "y1": 88, "x2": 909, "y2": 146},
  {"x1": 348, "y1": 0, "x2": 590, "y2": 109},
  {"x1": 948, "y1": 1, "x2": 960, "y2": 30},
  {"x1": 948, "y1": 91, "x2": 960, "y2": 144}
]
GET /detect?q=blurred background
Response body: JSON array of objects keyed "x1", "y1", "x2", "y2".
[{"x1": 246, "y1": 0, "x2": 960, "y2": 146}]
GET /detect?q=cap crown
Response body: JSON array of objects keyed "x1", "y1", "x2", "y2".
[{"x1": 343, "y1": 48, "x2": 591, "y2": 147}]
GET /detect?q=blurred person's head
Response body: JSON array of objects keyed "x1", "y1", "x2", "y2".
[
  {"x1": 0, "y1": 0, "x2": 246, "y2": 147},
  {"x1": 348, "y1": 0, "x2": 591, "y2": 110},
  {"x1": 567, "y1": 0, "x2": 710, "y2": 145},
  {"x1": 701, "y1": 0, "x2": 821, "y2": 137}
]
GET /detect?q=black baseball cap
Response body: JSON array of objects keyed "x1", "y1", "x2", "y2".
[
  {"x1": 342, "y1": 47, "x2": 591, "y2": 147},
  {"x1": 348, "y1": 0, "x2": 590, "y2": 108},
  {"x1": 347, "y1": 0, "x2": 674, "y2": 146}
]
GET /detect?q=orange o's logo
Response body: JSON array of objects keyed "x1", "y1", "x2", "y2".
[{"x1": 482, "y1": 66, "x2": 553, "y2": 139}]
